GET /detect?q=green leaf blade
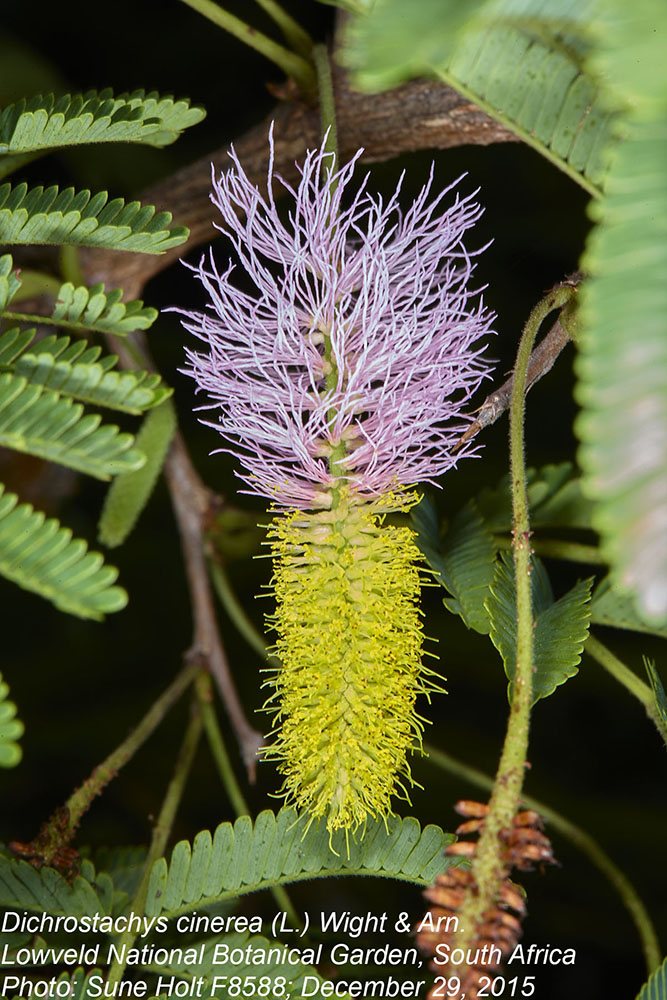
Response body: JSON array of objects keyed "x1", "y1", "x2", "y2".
[
  {"x1": 0, "y1": 672, "x2": 24, "y2": 767},
  {"x1": 343, "y1": 0, "x2": 614, "y2": 194},
  {"x1": 0, "y1": 182, "x2": 188, "y2": 253},
  {"x1": 98, "y1": 399, "x2": 177, "y2": 547},
  {"x1": 486, "y1": 551, "x2": 593, "y2": 702},
  {"x1": 412, "y1": 496, "x2": 497, "y2": 634},
  {"x1": 0, "y1": 374, "x2": 145, "y2": 479},
  {"x1": 0, "y1": 483, "x2": 127, "y2": 619},
  {"x1": 635, "y1": 955, "x2": 667, "y2": 1000},
  {"x1": 144, "y1": 809, "x2": 457, "y2": 919}
]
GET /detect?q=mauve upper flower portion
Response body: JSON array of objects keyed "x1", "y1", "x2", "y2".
[{"x1": 179, "y1": 134, "x2": 495, "y2": 508}]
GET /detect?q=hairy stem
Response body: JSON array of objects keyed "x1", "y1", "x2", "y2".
[
  {"x1": 452, "y1": 285, "x2": 576, "y2": 966},
  {"x1": 178, "y1": 0, "x2": 316, "y2": 98},
  {"x1": 423, "y1": 743, "x2": 661, "y2": 974},
  {"x1": 586, "y1": 633, "x2": 667, "y2": 744},
  {"x1": 107, "y1": 705, "x2": 203, "y2": 986},
  {"x1": 62, "y1": 663, "x2": 198, "y2": 842}
]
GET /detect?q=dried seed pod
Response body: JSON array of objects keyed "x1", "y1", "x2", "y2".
[
  {"x1": 417, "y1": 802, "x2": 555, "y2": 999},
  {"x1": 455, "y1": 799, "x2": 490, "y2": 818}
]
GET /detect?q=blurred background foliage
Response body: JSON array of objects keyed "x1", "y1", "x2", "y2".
[{"x1": 0, "y1": 2, "x2": 664, "y2": 998}]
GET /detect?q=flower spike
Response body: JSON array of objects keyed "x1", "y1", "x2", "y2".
[{"x1": 178, "y1": 130, "x2": 494, "y2": 833}]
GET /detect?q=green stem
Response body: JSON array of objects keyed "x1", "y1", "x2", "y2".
[
  {"x1": 313, "y1": 43, "x2": 345, "y2": 508},
  {"x1": 252, "y1": 0, "x2": 313, "y2": 57},
  {"x1": 208, "y1": 557, "x2": 275, "y2": 664},
  {"x1": 62, "y1": 663, "x2": 198, "y2": 841},
  {"x1": 453, "y1": 286, "x2": 575, "y2": 958},
  {"x1": 423, "y1": 743, "x2": 661, "y2": 974},
  {"x1": 495, "y1": 535, "x2": 607, "y2": 565},
  {"x1": 586, "y1": 633, "x2": 667, "y2": 743},
  {"x1": 59, "y1": 245, "x2": 85, "y2": 287},
  {"x1": 195, "y1": 670, "x2": 303, "y2": 930},
  {"x1": 178, "y1": 0, "x2": 316, "y2": 98},
  {"x1": 107, "y1": 705, "x2": 203, "y2": 986},
  {"x1": 313, "y1": 44, "x2": 338, "y2": 163},
  {"x1": 196, "y1": 671, "x2": 250, "y2": 816}
]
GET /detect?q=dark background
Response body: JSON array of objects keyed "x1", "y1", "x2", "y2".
[{"x1": 0, "y1": 3, "x2": 665, "y2": 999}]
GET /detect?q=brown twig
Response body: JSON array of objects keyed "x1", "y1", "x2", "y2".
[
  {"x1": 454, "y1": 317, "x2": 572, "y2": 450},
  {"x1": 79, "y1": 72, "x2": 517, "y2": 299},
  {"x1": 165, "y1": 433, "x2": 264, "y2": 777}
]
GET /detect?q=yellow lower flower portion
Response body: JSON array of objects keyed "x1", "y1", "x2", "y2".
[{"x1": 263, "y1": 492, "x2": 441, "y2": 835}]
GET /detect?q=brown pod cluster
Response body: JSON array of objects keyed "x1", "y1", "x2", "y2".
[{"x1": 416, "y1": 800, "x2": 556, "y2": 1000}]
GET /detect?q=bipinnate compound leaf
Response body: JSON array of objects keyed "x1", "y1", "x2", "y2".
[
  {"x1": 486, "y1": 551, "x2": 593, "y2": 702},
  {"x1": 343, "y1": 0, "x2": 615, "y2": 193},
  {"x1": 0, "y1": 672, "x2": 24, "y2": 768},
  {"x1": 412, "y1": 495, "x2": 496, "y2": 634},
  {"x1": 0, "y1": 483, "x2": 127, "y2": 619},
  {"x1": 0, "y1": 373, "x2": 145, "y2": 478},
  {"x1": 591, "y1": 579, "x2": 667, "y2": 639},
  {"x1": 477, "y1": 463, "x2": 595, "y2": 533},
  {"x1": 99, "y1": 399, "x2": 177, "y2": 547},
  {"x1": 145, "y1": 808, "x2": 457, "y2": 919},
  {"x1": 0, "y1": 183, "x2": 188, "y2": 253},
  {"x1": 0, "y1": 329, "x2": 170, "y2": 414},
  {"x1": 644, "y1": 660, "x2": 667, "y2": 747},
  {"x1": 635, "y1": 955, "x2": 667, "y2": 1000}
]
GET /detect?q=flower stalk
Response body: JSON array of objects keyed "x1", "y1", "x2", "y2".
[{"x1": 450, "y1": 284, "x2": 575, "y2": 971}]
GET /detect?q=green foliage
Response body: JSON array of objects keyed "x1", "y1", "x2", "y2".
[
  {"x1": 50, "y1": 280, "x2": 158, "y2": 336},
  {"x1": 486, "y1": 551, "x2": 593, "y2": 702},
  {"x1": 145, "y1": 808, "x2": 457, "y2": 918},
  {"x1": 0, "y1": 853, "x2": 115, "y2": 916},
  {"x1": 342, "y1": 0, "x2": 613, "y2": 193},
  {"x1": 0, "y1": 251, "x2": 22, "y2": 308},
  {"x1": 0, "y1": 182, "x2": 188, "y2": 252},
  {"x1": 576, "y1": 57, "x2": 667, "y2": 623},
  {"x1": 99, "y1": 399, "x2": 177, "y2": 547},
  {"x1": 591, "y1": 579, "x2": 667, "y2": 639},
  {"x1": 0, "y1": 328, "x2": 170, "y2": 414},
  {"x1": 0, "y1": 89, "x2": 205, "y2": 156},
  {"x1": 0, "y1": 810, "x2": 456, "y2": 922},
  {"x1": 0, "y1": 373, "x2": 144, "y2": 479},
  {"x1": 0, "y1": 483, "x2": 128, "y2": 619},
  {"x1": 412, "y1": 495, "x2": 496, "y2": 634},
  {"x1": 476, "y1": 462, "x2": 594, "y2": 532},
  {"x1": 644, "y1": 660, "x2": 667, "y2": 747},
  {"x1": 0, "y1": 672, "x2": 24, "y2": 768},
  {"x1": 635, "y1": 955, "x2": 667, "y2": 1000}
]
